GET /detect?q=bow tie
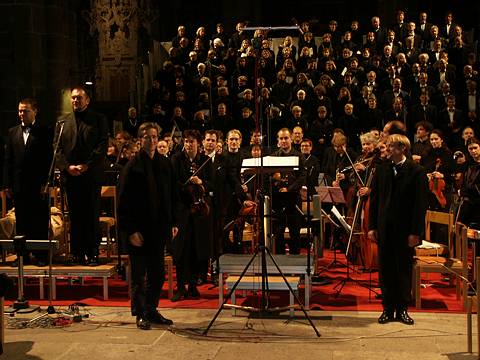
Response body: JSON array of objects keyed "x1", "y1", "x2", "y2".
[
  {"x1": 21, "y1": 124, "x2": 32, "y2": 131},
  {"x1": 448, "y1": 108, "x2": 455, "y2": 113}
]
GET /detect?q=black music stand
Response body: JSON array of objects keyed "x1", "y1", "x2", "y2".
[
  {"x1": 316, "y1": 186, "x2": 349, "y2": 271},
  {"x1": 203, "y1": 157, "x2": 320, "y2": 337},
  {"x1": 0, "y1": 237, "x2": 58, "y2": 314}
]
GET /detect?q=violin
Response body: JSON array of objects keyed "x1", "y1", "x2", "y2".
[
  {"x1": 185, "y1": 161, "x2": 210, "y2": 216},
  {"x1": 429, "y1": 158, "x2": 447, "y2": 208}
]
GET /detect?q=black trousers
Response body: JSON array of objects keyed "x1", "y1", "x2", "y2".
[
  {"x1": 176, "y1": 217, "x2": 202, "y2": 287},
  {"x1": 273, "y1": 206, "x2": 302, "y2": 255},
  {"x1": 129, "y1": 253, "x2": 165, "y2": 317},
  {"x1": 65, "y1": 175, "x2": 101, "y2": 257},
  {"x1": 14, "y1": 190, "x2": 49, "y2": 260},
  {"x1": 379, "y1": 234, "x2": 414, "y2": 312}
]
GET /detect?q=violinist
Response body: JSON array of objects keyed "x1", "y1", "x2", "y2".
[
  {"x1": 170, "y1": 129, "x2": 213, "y2": 301},
  {"x1": 459, "y1": 137, "x2": 480, "y2": 235},
  {"x1": 271, "y1": 128, "x2": 307, "y2": 255},
  {"x1": 421, "y1": 129, "x2": 456, "y2": 210}
]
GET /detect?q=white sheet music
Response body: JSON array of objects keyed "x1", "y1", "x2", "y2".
[{"x1": 241, "y1": 156, "x2": 299, "y2": 173}]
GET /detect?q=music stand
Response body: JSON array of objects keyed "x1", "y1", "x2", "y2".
[
  {"x1": 316, "y1": 186, "x2": 350, "y2": 272},
  {"x1": 0, "y1": 237, "x2": 59, "y2": 315},
  {"x1": 203, "y1": 156, "x2": 320, "y2": 337}
]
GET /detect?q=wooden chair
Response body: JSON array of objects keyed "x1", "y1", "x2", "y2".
[
  {"x1": 466, "y1": 257, "x2": 480, "y2": 354},
  {"x1": 413, "y1": 220, "x2": 468, "y2": 309},
  {"x1": 99, "y1": 186, "x2": 117, "y2": 262}
]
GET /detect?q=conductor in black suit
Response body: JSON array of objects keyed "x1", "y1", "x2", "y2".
[
  {"x1": 55, "y1": 86, "x2": 108, "y2": 265},
  {"x1": 4, "y1": 98, "x2": 52, "y2": 265},
  {"x1": 118, "y1": 122, "x2": 178, "y2": 330},
  {"x1": 368, "y1": 134, "x2": 428, "y2": 325}
]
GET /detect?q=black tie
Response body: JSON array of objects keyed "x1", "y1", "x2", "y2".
[{"x1": 21, "y1": 124, "x2": 31, "y2": 131}]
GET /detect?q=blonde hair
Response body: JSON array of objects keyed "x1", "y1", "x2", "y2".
[
  {"x1": 360, "y1": 131, "x2": 379, "y2": 146},
  {"x1": 387, "y1": 134, "x2": 410, "y2": 152},
  {"x1": 227, "y1": 129, "x2": 242, "y2": 140},
  {"x1": 332, "y1": 132, "x2": 347, "y2": 146}
]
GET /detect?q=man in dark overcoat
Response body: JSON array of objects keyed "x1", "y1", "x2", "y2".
[{"x1": 369, "y1": 134, "x2": 428, "y2": 325}]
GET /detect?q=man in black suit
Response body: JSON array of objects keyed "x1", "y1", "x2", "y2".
[
  {"x1": 369, "y1": 134, "x2": 428, "y2": 325},
  {"x1": 271, "y1": 128, "x2": 306, "y2": 255},
  {"x1": 416, "y1": 12, "x2": 433, "y2": 45},
  {"x1": 56, "y1": 86, "x2": 108, "y2": 265},
  {"x1": 118, "y1": 122, "x2": 178, "y2": 330},
  {"x1": 437, "y1": 95, "x2": 464, "y2": 148},
  {"x1": 4, "y1": 98, "x2": 52, "y2": 265}
]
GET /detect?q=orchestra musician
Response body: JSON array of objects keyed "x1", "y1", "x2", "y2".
[
  {"x1": 170, "y1": 129, "x2": 213, "y2": 301},
  {"x1": 421, "y1": 129, "x2": 456, "y2": 210},
  {"x1": 459, "y1": 137, "x2": 480, "y2": 234},
  {"x1": 345, "y1": 132, "x2": 380, "y2": 268},
  {"x1": 271, "y1": 128, "x2": 306, "y2": 255},
  {"x1": 222, "y1": 129, "x2": 252, "y2": 254},
  {"x1": 368, "y1": 134, "x2": 429, "y2": 325}
]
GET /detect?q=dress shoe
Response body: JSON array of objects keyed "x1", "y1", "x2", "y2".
[
  {"x1": 378, "y1": 310, "x2": 395, "y2": 324},
  {"x1": 188, "y1": 284, "x2": 200, "y2": 298},
  {"x1": 171, "y1": 287, "x2": 187, "y2": 302},
  {"x1": 396, "y1": 310, "x2": 414, "y2": 325},
  {"x1": 136, "y1": 316, "x2": 151, "y2": 330},
  {"x1": 146, "y1": 311, "x2": 173, "y2": 325}
]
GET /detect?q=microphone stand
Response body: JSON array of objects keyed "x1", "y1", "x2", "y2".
[{"x1": 42, "y1": 119, "x2": 66, "y2": 314}]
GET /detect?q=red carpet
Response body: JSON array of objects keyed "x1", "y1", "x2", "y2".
[{"x1": 3, "y1": 250, "x2": 465, "y2": 313}]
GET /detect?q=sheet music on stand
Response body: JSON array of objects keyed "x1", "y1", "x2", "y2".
[
  {"x1": 315, "y1": 186, "x2": 346, "y2": 204},
  {"x1": 241, "y1": 156, "x2": 299, "y2": 174}
]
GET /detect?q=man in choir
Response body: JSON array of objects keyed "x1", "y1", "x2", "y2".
[
  {"x1": 118, "y1": 122, "x2": 178, "y2": 330},
  {"x1": 55, "y1": 86, "x2": 108, "y2": 265},
  {"x1": 4, "y1": 98, "x2": 52, "y2": 266},
  {"x1": 368, "y1": 134, "x2": 428, "y2": 325},
  {"x1": 271, "y1": 128, "x2": 306, "y2": 254}
]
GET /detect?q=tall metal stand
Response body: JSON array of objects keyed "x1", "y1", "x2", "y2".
[
  {"x1": 42, "y1": 119, "x2": 66, "y2": 314},
  {"x1": 203, "y1": 191, "x2": 319, "y2": 337}
]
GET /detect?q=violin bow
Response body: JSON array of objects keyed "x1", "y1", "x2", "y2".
[
  {"x1": 342, "y1": 145, "x2": 365, "y2": 187},
  {"x1": 183, "y1": 154, "x2": 214, "y2": 186}
]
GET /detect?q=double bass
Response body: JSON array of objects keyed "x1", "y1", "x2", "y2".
[{"x1": 344, "y1": 153, "x2": 379, "y2": 270}]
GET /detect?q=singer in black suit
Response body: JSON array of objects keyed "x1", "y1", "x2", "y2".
[
  {"x1": 3, "y1": 98, "x2": 52, "y2": 265},
  {"x1": 368, "y1": 134, "x2": 428, "y2": 325},
  {"x1": 55, "y1": 86, "x2": 108, "y2": 265}
]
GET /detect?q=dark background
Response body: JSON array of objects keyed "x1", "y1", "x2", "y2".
[{"x1": 0, "y1": 0, "x2": 478, "y2": 135}]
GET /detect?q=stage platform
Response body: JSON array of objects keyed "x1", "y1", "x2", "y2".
[{"x1": 0, "y1": 264, "x2": 117, "y2": 300}]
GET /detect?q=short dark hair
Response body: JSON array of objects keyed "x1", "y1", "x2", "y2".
[
  {"x1": 204, "y1": 129, "x2": 219, "y2": 140},
  {"x1": 19, "y1": 98, "x2": 38, "y2": 111},
  {"x1": 415, "y1": 120, "x2": 433, "y2": 132},
  {"x1": 467, "y1": 137, "x2": 480, "y2": 147},
  {"x1": 301, "y1": 138, "x2": 313, "y2": 147},
  {"x1": 183, "y1": 129, "x2": 202, "y2": 143}
]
